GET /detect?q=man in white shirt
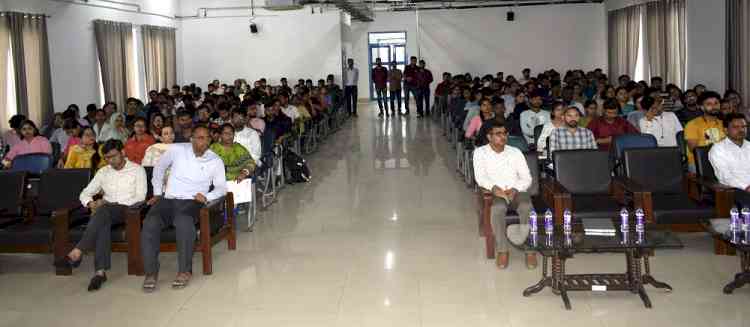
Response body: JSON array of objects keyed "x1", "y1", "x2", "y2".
[
  {"x1": 279, "y1": 92, "x2": 300, "y2": 122},
  {"x1": 473, "y1": 120, "x2": 536, "y2": 270},
  {"x1": 709, "y1": 114, "x2": 750, "y2": 206},
  {"x1": 343, "y1": 58, "x2": 359, "y2": 117},
  {"x1": 520, "y1": 91, "x2": 551, "y2": 144},
  {"x1": 54, "y1": 139, "x2": 147, "y2": 292},
  {"x1": 141, "y1": 126, "x2": 227, "y2": 292},
  {"x1": 638, "y1": 95, "x2": 683, "y2": 147},
  {"x1": 231, "y1": 109, "x2": 261, "y2": 164}
]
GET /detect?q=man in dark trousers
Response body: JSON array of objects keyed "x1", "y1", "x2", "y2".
[
  {"x1": 372, "y1": 57, "x2": 389, "y2": 117},
  {"x1": 403, "y1": 56, "x2": 420, "y2": 116},
  {"x1": 343, "y1": 58, "x2": 359, "y2": 117},
  {"x1": 418, "y1": 59, "x2": 434, "y2": 117}
]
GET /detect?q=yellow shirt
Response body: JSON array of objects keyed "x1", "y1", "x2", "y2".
[
  {"x1": 684, "y1": 116, "x2": 725, "y2": 164},
  {"x1": 64, "y1": 144, "x2": 107, "y2": 170}
]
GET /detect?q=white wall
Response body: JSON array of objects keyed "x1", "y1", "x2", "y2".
[
  {"x1": 347, "y1": 4, "x2": 607, "y2": 99},
  {"x1": 178, "y1": 0, "x2": 343, "y2": 87},
  {"x1": 4, "y1": 0, "x2": 178, "y2": 111}
]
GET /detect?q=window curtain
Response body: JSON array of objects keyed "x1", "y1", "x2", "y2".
[
  {"x1": 608, "y1": 5, "x2": 641, "y2": 84},
  {"x1": 5, "y1": 12, "x2": 53, "y2": 125},
  {"x1": 141, "y1": 25, "x2": 176, "y2": 93},
  {"x1": 727, "y1": 0, "x2": 750, "y2": 105},
  {"x1": 94, "y1": 19, "x2": 136, "y2": 111},
  {"x1": 0, "y1": 15, "x2": 9, "y2": 132},
  {"x1": 645, "y1": 0, "x2": 686, "y2": 87}
]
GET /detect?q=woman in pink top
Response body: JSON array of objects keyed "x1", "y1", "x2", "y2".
[
  {"x1": 465, "y1": 98, "x2": 495, "y2": 139},
  {"x1": 2, "y1": 120, "x2": 52, "y2": 168}
]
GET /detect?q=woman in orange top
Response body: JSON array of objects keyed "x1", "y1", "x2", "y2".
[{"x1": 123, "y1": 117, "x2": 155, "y2": 164}]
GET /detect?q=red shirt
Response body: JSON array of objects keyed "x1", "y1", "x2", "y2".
[
  {"x1": 435, "y1": 81, "x2": 451, "y2": 96},
  {"x1": 403, "y1": 65, "x2": 419, "y2": 87},
  {"x1": 124, "y1": 134, "x2": 156, "y2": 164},
  {"x1": 372, "y1": 66, "x2": 389, "y2": 89},
  {"x1": 417, "y1": 69, "x2": 433, "y2": 88},
  {"x1": 586, "y1": 117, "x2": 638, "y2": 151}
]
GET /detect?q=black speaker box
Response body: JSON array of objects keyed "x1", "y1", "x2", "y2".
[{"x1": 507, "y1": 11, "x2": 515, "y2": 21}]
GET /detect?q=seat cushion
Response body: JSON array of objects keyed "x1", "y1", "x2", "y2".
[
  {"x1": 0, "y1": 220, "x2": 54, "y2": 246},
  {"x1": 652, "y1": 194, "x2": 714, "y2": 225},
  {"x1": 571, "y1": 195, "x2": 623, "y2": 219}
]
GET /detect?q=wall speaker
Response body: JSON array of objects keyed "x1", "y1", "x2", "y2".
[
  {"x1": 506, "y1": 11, "x2": 515, "y2": 21},
  {"x1": 250, "y1": 23, "x2": 258, "y2": 34}
]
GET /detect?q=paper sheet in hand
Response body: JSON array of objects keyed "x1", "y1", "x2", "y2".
[{"x1": 227, "y1": 179, "x2": 253, "y2": 204}]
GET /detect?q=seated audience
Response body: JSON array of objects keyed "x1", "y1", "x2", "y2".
[
  {"x1": 149, "y1": 113, "x2": 165, "y2": 143},
  {"x1": 48, "y1": 113, "x2": 68, "y2": 147},
  {"x1": 123, "y1": 117, "x2": 156, "y2": 164},
  {"x1": 246, "y1": 102, "x2": 265, "y2": 133},
  {"x1": 677, "y1": 89, "x2": 702, "y2": 124},
  {"x1": 587, "y1": 99, "x2": 638, "y2": 151},
  {"x1": 142, "y1": 126, "x2": 176, "y2": 167},
  {"x1": 685, "y1": 91, "x2": 725, "y2": 172},
  {"x1": 615, "y1": 86, "x2": 635, "y2": 116},
  {"x1": 141, "y1": 126, "x2": 227, "y2": 292},
  {"x1": 231, "y1": 109, "x2": 262, "y2": 164},
  {"x1": 578, "y1": 100, "x2": 599, "y2": 128},
  {"x1": 54, "y1": 139, "x2": 147, "y2": 292},
  {"x1": 536, "y1": 101, "x2": 565, "y2": 157},
  {"x1": 548, "y1": 107, "x2": 598, "y2": 154},
  {"x1": 638, "y1": 95, "x2": 683, "y2": 147},
  {"x1": 3, "y1": 114, "x2": 25, "y2": 148},
  {"x1": 43, "y1": 113, "x2": 64, "y2": 140},
  {"x1": 2, "y1": 120, "x2": 52, "y2": 168},
  {"x1": 100, "y1": 113, "x2": 129, "y2": 143},
  {"x1": 472, "y1": 120, "x2": 535, "y2": 269},
  {"x1": 264, "y1": 99, "x2": 293, "y2": 140},
  {"x1": 520, "y1": 91, "x2": 550, "y2": 144},
  {"x1": 174, "y1": 111, "x2": 194, "y2": 143},
  {"x1": 465, "y1": 98, "x2": 495, "y2": 139},
  {"x1": 91, "y1": 109, "x2": 109, "y2": 142},
  {"x1": 210, "y1": 124, "x2": 256, "y2": 181},
  {"x1": 709, "y1": 113, "x2": 750, "y2": 206},
  {"x1": 64, "y1": 126, "x2": 106, "y2": 171}
]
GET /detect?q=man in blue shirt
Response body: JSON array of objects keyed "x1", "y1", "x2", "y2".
[{"x1": 141, "y1": 125, "x2": 227, "y2": 292}]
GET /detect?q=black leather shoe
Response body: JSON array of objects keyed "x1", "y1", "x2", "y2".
[
  {"x1": 54, "y1": 256, "x2": 82, "y2": 269},
  {"x1": 88, "y1": 274, "x2": 107, "y2": 292}
]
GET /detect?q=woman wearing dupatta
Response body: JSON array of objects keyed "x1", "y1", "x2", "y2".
[{"x1": 210, "y1": 124, "x2": 256, "y2": 216}]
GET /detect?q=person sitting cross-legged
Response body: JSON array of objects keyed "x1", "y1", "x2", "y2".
[
  {"x1": 709, "y1": 113, "x2": 750, "y2": 207},
  {"x1": 140, "y1": 126, "x2": 227, "y2": 292},
  {"x1": 54, "y1": 139, "x2": 147, "y2": 292},
  {"x1": 473, "y1": 120, "x2": 536, "y2": 270}
]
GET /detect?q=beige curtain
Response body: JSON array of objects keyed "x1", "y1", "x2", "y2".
[
  {"x1": 142, "y1": 25, "x2": 176, "y2": 93},
  {"x1": 6, "y1": 12, "x2": 53, "y2": 125},
  {"x1": 94, "y1": 20, "x2": 136, "y2": 111},
  {"x1": 0, "y1": 15, "x2": 9, "y2": 132},
  {"x1": 645, "y1": 0, "x2": 686, "y2": 87},
  {"x1": 727, "y1": 0, "x2": 750, "y2": 105},
  {"x1": 608, "y1": 5, "x2": 641, "y2": 84}
]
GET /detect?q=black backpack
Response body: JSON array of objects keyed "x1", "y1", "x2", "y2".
[{"x1": 284, "y1": 149, "x2": 311, "y2": 184}]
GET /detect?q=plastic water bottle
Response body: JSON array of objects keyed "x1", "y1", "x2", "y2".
[
  {"x1": 730, "y1": 207, "x2": 740, "y2": 244},
  {"x1": 563, "y1": 209, "x2": 572, "y2": 235},
  {"x1": 544, "y1": 209, "x2": 554, "y2": 236},
  {"x1": 742, "y1": 207, "x2": 750, "y2": 244},
  {"x1": 620, "y1": 208, "x2": 629, "y2": 233},
  {"x1": 635, "y1": 208, "x2": 645, "y2": 244},
  {"x1": 529, "y1": 210, "x2": 538, "y2": 234}
]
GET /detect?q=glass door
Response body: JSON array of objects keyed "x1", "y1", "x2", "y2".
[{"x1": 367, "y1": 32, "x2": 407, "y2": 100}]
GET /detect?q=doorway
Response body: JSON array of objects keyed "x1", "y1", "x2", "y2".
[{"x1": 367, "y1": 32, "x2": 407, "y2": 100}]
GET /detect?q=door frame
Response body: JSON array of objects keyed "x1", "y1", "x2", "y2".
[{"x1": 367, "y1": 31, "x2": 407, "y2": 100}]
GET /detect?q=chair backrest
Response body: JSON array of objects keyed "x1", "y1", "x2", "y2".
[
  {"x1": 553, "y1": 150, "x2": 611, "y2": 195},
  {"x1": 533, "y1": 125, "x2": 544, "y2": 148},
  {"x1": 37, "y1": 169, "x2": 91, "y2": 215},
  {"x1": 610, "y1": 133, "x2": 657, "y2": 175},
  {"x1": 623, "y1": 147, "x2": 683, "y2": 194},
  {"x1": 10, "y1": 153, "x2": 53, "y2": 175},
  {"x1": 693, "y1": 145, "x2": 716, "y2": 182},
  {"x1": 525, "y1": 152, "x2": 540, "y2": 197},
  {"x1": 508, "y1": 135, "x2": 529, "y2": 152},
  {"x1": 144, "y1": 166, "x2": 154, "y2": 198},
  {"x1": 676, "y1": 130, "x2": 687, "y2": 165},
  {"x1": 0, "y1": 171, "x2": 26, "y2": 216}
]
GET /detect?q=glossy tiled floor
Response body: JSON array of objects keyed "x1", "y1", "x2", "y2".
[{"x1": 1, "y1": 102, "x2": 748, "y2": 327}]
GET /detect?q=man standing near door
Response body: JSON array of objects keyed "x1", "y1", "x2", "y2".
[
  {"x1": 343, "y1": 58, "x2": 359, "y2": 117},
  {"x1": 403, "y1": 56, "x2": 420, "y2": 116},
  {"x1": 372, "y1": 57, "x2": 389, "y2": 117},
  {"x1": 418, "y1": 59, "x2": 434, "y2": 117},
  {"x1": 388, "y1": 62, "x2": 403, "y2": 117}
]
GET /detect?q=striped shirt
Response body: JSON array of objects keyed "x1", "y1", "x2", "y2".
[{"x1": 548, "y1": 127, "x2": 597, "y2": 154}]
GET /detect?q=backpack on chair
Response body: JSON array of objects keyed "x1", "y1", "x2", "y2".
[{"x1": 283, "y1": 149, "x2": 311, "y2": 184}]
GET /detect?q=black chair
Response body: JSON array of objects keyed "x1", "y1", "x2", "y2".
[
  {"x1": 621, "y1": 147, "x2": 716, "y2": 231},
  {"x1": 532, "y1": 124, "x2": 544, "y2": 151},
  {"x1": 693, "y1": 146, "x2": 737, "y2": 254},
  {"x1": 9, "y1": 153, "x2": 53, "y2": 175},
  {"x1": 507, "y1": 135, "x2": 529, "y2": 152},
  {"x1": 610, "y1": 133, "x2": 657, "y2": 176},
  {"x1": 0, "y1": 169, "x2": 91, "y2": 275},
  {"x1": 0, "y1": 171, "x2": 27, "y2": 228},
  {"x1": 543, "y1": 150, "x2": 623, "y2": 223},
  {"x1": 676, "y1": 130, "x2": 687, "y2": 169},
  {"x1": 51, "y1": 142, "x2": 61, "y2": 165},
  {"x1": 479, "y1": 152, "x2": 546, "y2": 259}
]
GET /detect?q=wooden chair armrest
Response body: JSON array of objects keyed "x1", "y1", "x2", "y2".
[{"x1": 541, "y1": 178, "x2": 572, "y2": 224}]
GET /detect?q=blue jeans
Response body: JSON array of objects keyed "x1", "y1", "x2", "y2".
[
  {"x1": 390, "y1": 90, "x2": 402, "y2": 114},
  {"x1": 404, "y1": 85, "x2": 422, "y2": 115},
  {"x1": 421, "y1": 87, "x2": 431, "y2": 114},
  {"x1": 375, "y1": 87, "x2": 388, "y2": 113}
]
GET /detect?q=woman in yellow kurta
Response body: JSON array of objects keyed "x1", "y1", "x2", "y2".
[{"x1": 64, "y1": 126, "x2": 106, "y2": 172}]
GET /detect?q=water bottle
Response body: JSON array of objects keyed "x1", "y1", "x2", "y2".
[
  {"x1": 529, "y1": 209, "x2": 538, "y2": 234},
  {"x1": 741, "y1": 207, "x2": 750, "y2": 245},
  {"x1": 544, "y1": 209, "x2": 554, "y2": 236},
  {"x1": 730, "y1": 207, "x2": 740, "y2": 244},
  {"x1": 620, "y1": 208, "x2": 629, "y2": 233},
  {"x1": 635, "y1": 208, "x2": 645, "y2": 244},
  {"x1": 563, "y1": 208, "x2": 572, "y2": 235}
]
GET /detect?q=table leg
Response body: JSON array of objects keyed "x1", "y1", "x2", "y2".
[
  {"x1": 723, "y1": 251, "x2": 750, "y2": 294},
  {"x1": 630, "y1": 249, "x2": 652, "y2": 308},
  {"x1": 639, "y1": 250, "x2": 673, "y2": 292},
  {"x1": 558, "y1": 257, "x2": 571, "y2": 310},
  {"x1": 551, "y1": 254, "x2": 562, "y2": 295},
  {"x1": 523, "y1": 254, "x2": 552, "y2": 297}
]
